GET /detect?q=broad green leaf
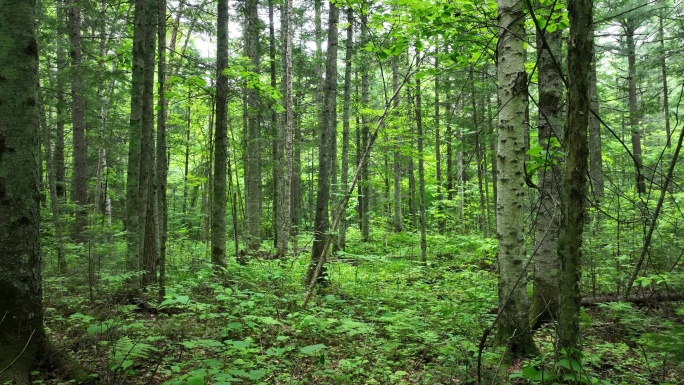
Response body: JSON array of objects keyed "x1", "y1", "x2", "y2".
[
  {"x1": 300, "y1": 344, "x2": 327, "y2": 355},
  {"x1": 231, "y1": 340, "x2": 250, "y2": 350}
]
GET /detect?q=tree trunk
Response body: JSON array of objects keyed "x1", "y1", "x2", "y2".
[
  {"x1": 212, "y1": 0, "x2": 229, "y2": 268},
  {"x1": 495, "y1": 0, "x2": 538, "y2": 358},
  {"x1": 125, "y1": 0, "x2": 148, "y2": 274},
  {"x1": 0, "y1": 3, "x2": 47, "y2": 380},
  {"x1": 44, "y1": 101, "x2": 67, "y2": 275},
  {"x1": 557, "y1": 0, "x2": 592, "y2": 367},
  {"x1": 244, "y1": 0, "x2": 263, "y2": 251},
  {"x1": 415, "y1": 64, "x2": 427, "y2": 264},
  {"x1": 471, "y1": 69, "x2": 486, "y2": 235},
  {"x1": 182, "y1": 96, "x2": 191, "y2": 217},
  {"x1": 276, "y1": 0, "x2": 293, "y2": 258},
  {"x1": 67, "y1": 0, "x2": 88, "y2": 242},
  {"x1": 307, "y1": 0, "x2": 338, "y2": 285},
  {"x1": 530, "y1": 16, "x2": 564, "y2": 329},
  {"x1": 624, "y1": 22, "x2": 646, "y2": 195},
  {"x1": 140, "y1": 0, "x2": 158, "y2": 287},
  {"x1": 435, "y1": 54, "x2": 444, "y2": 234},
  {"x1": 55, "y1": 2, "x2": 67, "y2": 201},
  {"x1": 393, "y1": 58, "x2": 403, "y2": 233},
  {"x1": 360, "y1": 12, "x2": 371, "y2": 241},
  {"x1": 658, "y1": 13, "x2": 671, "y2": 148},
  {"x1": 446, "y1": 103, "x2": 453, "y2": 201},
  {"x1": 588, "y1": 57, "x2": 604, "y2": 199},
  {"x1": 338, "y1": 7, "x2": 353, "y2": 251},
  {"x1": 157, "y1": 0, "x2": 168, "y2": 297},
  {"x1": 408, "y1": 136, "x2": 417, "y2": 229}
]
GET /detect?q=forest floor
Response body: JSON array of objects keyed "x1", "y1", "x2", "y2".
[{"x1": 39, "y1": 232, "x2": 684, "y2": 384}]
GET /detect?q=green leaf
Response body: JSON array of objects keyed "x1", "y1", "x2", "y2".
[
  {"x1": 187, "y1": 375, "x2": 205, "y2": 385},
  {"x1": 231, "y1": 340, "x2": 250, "y2": 350},
  {"x1": 300, "y1": 344, "x2": 327, "y2": 355},
  {"x1": 87, "y1": 321, "x2": 112, "y2": 336},
  {"x1": 247, "y1": 370, "x2": 266, "y2": 380},
  {"x1": 203, "y1": 359, "x2": 222, "y2": 368}
]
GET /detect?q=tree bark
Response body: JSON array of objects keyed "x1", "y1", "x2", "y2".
[
  {"x1": 55, "y1": 2, "x2": 67, "y2": 201},
  {"x1": 393, "y1": 58, "x2": 403, "y2": 233},
  {"x1": 307, "y1": 0, "x2": 338, "y2": 285},
  {"x1": 415, "y1": 63, "x2": 427, "y2": 264},
  {"x1": 67, "y1": 0, "x2": 88, "y2": 242},
  {"x1": 658, "y1": 13, "x2": 671, "y2": 148},
  {"x1": 212, "y1": 0, "x2": 229, "y2": 268},
  {"x1": 495, "y1": 0, "x2": 538, "y2": 358},
  {"x1": 125, "y1": 0, "x2": 148, "y2": 274},
  {"x1": 157, "y1": 0, "x2": 168, "y2": 297},
  {"x1": 243, "y1": 0, "x2": 263, "y2": 251},
  {"x1": 588, "y1": 58, "x2": 604, "y2": 199},
  {"x1": 360, "y1": 12, "x2": 371, "y2": 241},
  {"x1": 0, "y1": 2, "x2": 47, "y2": 380},
  {"x1": 140, "y1": 0, "x2": 158, "y2": 287},
  {"x1": 558, "y1": 0, "x2": 592, "y2": 365},
  {"x1": 624, "y1": 21, "x2": 646, "y2": 195},
  {"x1": 530, "y1": 12, "x2": 564, "y2": 329},
  {"x1": 435, "y1": 54, "x2": 444, "y2": 234},
  {"x1": 338, "y1": 7, "x2": 354, "y2": 251}
]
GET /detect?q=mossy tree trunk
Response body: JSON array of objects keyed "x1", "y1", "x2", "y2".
[
  {"x1": 558, "y1": 0, "x2": 592, "y2": 368},
  {"x1": 212, "y1": 0, "x2": 229, "y2": 268},
  {"x1": 0, "y1": 1, "x2": 47, "y2": 382}
]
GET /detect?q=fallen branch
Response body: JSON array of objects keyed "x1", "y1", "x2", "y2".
[{"x1": 581, "y1": 292, "x2": 684, "y2": 306}]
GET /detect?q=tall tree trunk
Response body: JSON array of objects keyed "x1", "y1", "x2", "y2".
[
  {"x1": 588, "y1": 57, "x2": 604, "y2": 199},
  {"x1": 495, "y1": 0, "x2": 538, "y2": 358},
  {"x1": 457, "y1": 118, "x2": 464, "y2": 225},
  {"x1": 0, "y1": 2, "x2": 48, "y2": 380},
  {"x1": 558, "y1": 0, "x2": 592, "y2": 366},
  {"x1": 68, "y1": 0, "x2": 88, "y2": 242},
  {"x1": 415, "y1": 64, "x2": 427, "y2": 264},
  {"x1": 182, "y1": 96, "x2": 191, "y2": 217},
  {"x1": 126, "y1": 0, "x2": 149, "y2": 274},
  {"x1": 271, "y1": 0, "x2": 280, "y2": 250},
  {"x1": 212, "y1": 0, "x2": 229, "y2": 268},
  {"x1": 157, "y1": 0, "x2": 168, "y2": 297},
  {"x1": 446, "y1": 103, "x2": 453, "y2": 201},
  {"x1": 355, "y1": 72, "x2": 363, "y2": 229},
  {"x1": 291, "y1": 102, "x2": 302, "y2": 237},
  {"x1": 624, "y1": 22, "x2": 646, "y2": 195},
  {"x1": 487, "y1": 86, "x2": 497, "y2": 214},
  {"x1": 55, "y1": 2, "x2": 67, "y2": 201},
  {"x1": 658, "y1": 13, "x2": 671, "y2": 148},
  {"x1": 360, "y1": 12, "x2": 371, "y2": 241},
  {"x1": 45, "y1": 105, "x2": 67, "y2": 275},
  {"x1": 94, "y1": 0, "x2": 111, "y2": 225},
  {"x1": 338, "y1": 7, "x2": 353, "y2": 251},
  {"x1": 140, "y1": 0, "x2": 158, "y2": 287},
  {"x1": 471, "y1": 68, "x2": 486, "y2": 235},
  {"x1": 392, "y1": 57, "x2": 403, "y2": 233},
  {"x1": 276, "y1": 0, "x2": 293, "y2": 258},
  {"x1": 307, "y1": 1, "x2": 338, "y2": 285},
  {"x1": 408, "y1": 137, "x2": 417, "y2": 229},
  {"x1": 530, "y1": 16, "x2": 564, "y2": 329},
  {"x1": 244, "y1": 0, "x2": 262, "y2": 251},
  {"x1": 435, "y1": 54, "x2": 444, "y2": 234}
]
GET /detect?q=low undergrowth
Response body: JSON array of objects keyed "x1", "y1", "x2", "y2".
[{"x1": 38, "y1": 232, "x2": 684, "y2": 384}]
